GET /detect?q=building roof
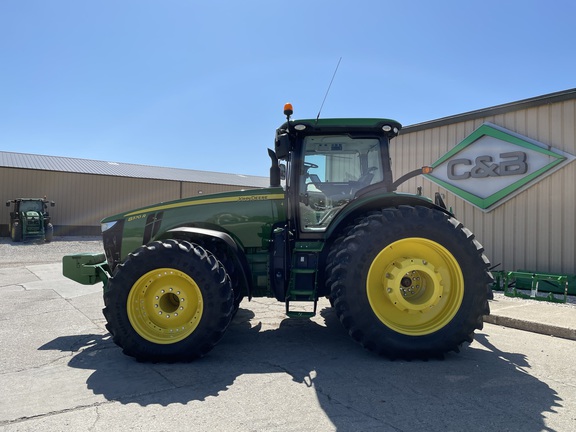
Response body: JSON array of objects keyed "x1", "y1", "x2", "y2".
[
  {"x1": 0, "y1": 151, "x2": 270, "y2": 188},
  {"x1": 403, "y1": 88, "x2": 576, "y2": 133}
]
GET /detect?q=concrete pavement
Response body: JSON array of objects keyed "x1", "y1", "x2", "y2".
[
  {"x1": 1, "y1": 262, "x2": 576, "y2": 431},
  {"x1": 5, "y1": 261, "x2": 576, "y2": 341}
]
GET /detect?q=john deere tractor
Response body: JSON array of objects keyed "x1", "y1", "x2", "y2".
[
  {"x1": 63, "y1": 104, "x2": 492, "y2": 362},
  {"x1": 6, "y1": 198, "x2": 55, "y2": 242}
]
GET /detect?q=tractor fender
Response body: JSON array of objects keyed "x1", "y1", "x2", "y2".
[
  {"x1": 316, "y1": 193, "x2": 451, "y2": 296},
  {"x1": 160, "y1": 227, "x2": 253, "y2": 300},
  {"x1": 325, "y1": 192, "x2": 451, "y2": 241}
]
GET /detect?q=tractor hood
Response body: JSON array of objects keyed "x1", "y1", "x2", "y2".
[
  {"x1": 101, "y1": 187, "x2": 285, "y2": 224},
  {"x1": 100, "y1": 187, "x2": 286, "y2": 267}
]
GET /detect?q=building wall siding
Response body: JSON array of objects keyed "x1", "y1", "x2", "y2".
[
  {"x1": 1, "y1": 168, "x2": 258, "y2": 235},
  {"x1": 392, "y1": 99, "x2": 576, "y2": 275}
]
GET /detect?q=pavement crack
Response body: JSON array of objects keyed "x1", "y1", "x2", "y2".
[
  {"x1": 0, "y1": 352, "x2": 75, "y2": 375},
  {"x1": 88, "y1": 405, "x2": 101, "y2": 431},
  {"x1": 0, "y1": 402, "x2": 110, "y2": 427}
]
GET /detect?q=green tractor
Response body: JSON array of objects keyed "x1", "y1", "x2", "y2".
[
  {"x1": 63, "y1": 104, "x2": 493, "y2": 362},
  {"x1": 6, "y1": 198, "x2": 55, "y2": 242}
]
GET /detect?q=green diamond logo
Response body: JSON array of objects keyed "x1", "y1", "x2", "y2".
[{"x1": 425, "y1": 122, "x2": 575, "y2": 210}]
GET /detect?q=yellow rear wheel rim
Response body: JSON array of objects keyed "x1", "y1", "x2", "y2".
[
  {"x1": 367, "y1": 238, "x2": 464, "y2": 336},
  {"x1": 127, "y1": 268, "x2": 203, "y2": 344}
]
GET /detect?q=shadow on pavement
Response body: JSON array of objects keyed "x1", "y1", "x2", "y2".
[{"x1": 39, "y1": 306, "x2": 561, "y2": 431}]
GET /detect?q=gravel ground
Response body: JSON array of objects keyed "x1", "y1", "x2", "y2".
[{"x1": 0, "y1": 236, "x2": 103, "y2": 268}]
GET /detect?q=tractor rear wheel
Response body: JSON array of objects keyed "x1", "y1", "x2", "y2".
[
  {"x1": 103, "y1": 239, "x2": 234, "y2": 362},
  {"x1": 328, "y1": 206, "x2": 491, "y2": 359}
]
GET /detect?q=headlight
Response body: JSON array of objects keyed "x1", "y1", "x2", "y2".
[{"x1": 101, "y1": 221, "x2": 118, "y2": 232}]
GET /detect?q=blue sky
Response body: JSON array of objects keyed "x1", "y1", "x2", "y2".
[{"x1": 1, "y1": 1, "x2": 575, "y2": 177}]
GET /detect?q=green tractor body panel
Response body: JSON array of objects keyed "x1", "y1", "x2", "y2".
[
  {"x1": 63, "y1": 187, "x2": 288, "y2": 298},
  {"x1": 106, "y1": 187, "x2": 286, "y2": 261}
]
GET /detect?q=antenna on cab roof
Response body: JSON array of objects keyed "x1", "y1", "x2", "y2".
[{"x1": 316, "y1": 57, "x2": 342, "y2": 124}]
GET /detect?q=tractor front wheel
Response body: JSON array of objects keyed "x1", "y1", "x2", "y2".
[
  {"x1": 103, "y1": 239, "x2": 234, "y2": 362},
  {"x1": 45, "y1": 223, "x2": 54, "y2": 242},
  {"x1": 11, "y1": 223, "x2": 22, "y2": 242},
  {"x1": 328, "y1": 206, "x2": 491, "y2": 359}
]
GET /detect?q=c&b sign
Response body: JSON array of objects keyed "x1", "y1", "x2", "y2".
[{"x1": 425, "y1": 123, "x2": 575, "y2": 211}]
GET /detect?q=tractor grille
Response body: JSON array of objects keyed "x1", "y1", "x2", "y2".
[
  {"x1": 24, "y1": 212, "x2": 42, "y2": 232},
  {"x1": 102, "y1": 220, "x2": 124, "y2": 272}
]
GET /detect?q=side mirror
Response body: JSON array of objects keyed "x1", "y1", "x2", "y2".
[
  {"x1": 50, "y1": 201, "x2": 56, "y2": 207},
  {"x1": 5, "y1": 201, "x2": 10, "y2": 207},
  {"x1": 274, "y1": 131, "x2": 291, "y2": 159},
  {"x1": 268, "y1": 149, "x2": 281, "y2": 188},
  {"x1": 279, "y1": 163, "x2": 286, "y2": 180}
]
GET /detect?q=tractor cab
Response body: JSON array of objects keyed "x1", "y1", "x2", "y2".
[
  {"x1": 272, "y1": 104, "x2": 402, "y2": 235},
  {"x1": 10, "y1": 198, "x2": 46, "y2": 214}
]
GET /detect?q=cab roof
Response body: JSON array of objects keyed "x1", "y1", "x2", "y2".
[{"x1": 280, "y1": 118, "x2": 402, "y2": 137}]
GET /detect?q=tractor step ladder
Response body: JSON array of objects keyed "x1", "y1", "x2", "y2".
[
  {"x1": 285, "y1": 243, "x2": 321, "y2": 317},
  {"x1": 285, "y1": 268, "x2": 317, "y2": 317}
]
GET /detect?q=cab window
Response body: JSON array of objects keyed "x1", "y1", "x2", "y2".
[{"x1": 299, "y1": 135, "x2": 382, "y2": 232}]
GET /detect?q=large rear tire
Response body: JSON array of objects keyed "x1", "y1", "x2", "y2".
[
  {"x1": 328, "y1": 206, "x2": 492, "y2": 359},
  {"x1": 103, "y1": 239, "x2": 234, "y2": 362}
]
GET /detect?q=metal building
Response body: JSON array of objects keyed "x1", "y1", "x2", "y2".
[
  {"x1": 393, "y1": 88, "x2": 576, "y2": 275},
  {"x1": 0, "y1": 153, "x2": 269, "y2": 236}
]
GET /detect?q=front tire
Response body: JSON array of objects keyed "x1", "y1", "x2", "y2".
[
  {"x1": 328, "y1": 206, "x2": 491, "y2": 359},
  {"x1": 11, "y1": 223, "x2": 22, "y2": 242},
  {"x1": 45, "y1": 223, "x2": 54, "y2": 242},
  {"x1": 103, "y1": 239, "x2": 234, "y2": 362}
]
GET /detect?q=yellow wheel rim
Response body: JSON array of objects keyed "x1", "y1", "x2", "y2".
[
  {"x1": 367, "y1": 238, "x2": 464, "y2": 336},
  {"x1": 127, "y1": 268, "x2": 203, "y2": 344}
]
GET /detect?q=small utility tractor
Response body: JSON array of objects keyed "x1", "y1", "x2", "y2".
[
  {"x1": 63, "y1": 105, "x2": 493, "y2": 362},
  {"x1": 6, "y1": 198, "x2": 55, "y2": 242}
]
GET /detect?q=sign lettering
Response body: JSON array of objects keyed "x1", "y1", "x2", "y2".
[{"x1": 447, "y1": 151, "x2": 528, "y2": 180}]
